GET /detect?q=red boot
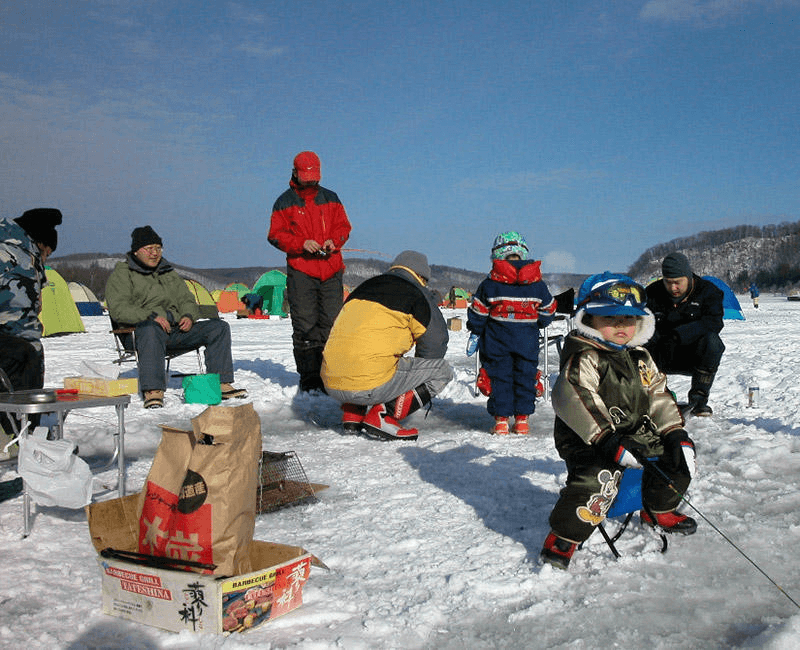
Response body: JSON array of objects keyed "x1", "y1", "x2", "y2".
[
  {"x1": 640, "y1": 509, "x2": 697, "y2": 535},
  {"x1": 540, "y1": 532, "x2": 577, "y2": 570},
  {"x1": 362, "y1": 404, "x2": 419, "y2": 440},
  {"x1": 512, "y1": 415, "x2": 529, "y2": 435},
  {"x1": 341, "y1": 403, "x2": 367, "y2": 433},
  {"x1": 492, "y1": 416, "x2": 510, "y2": 435}
]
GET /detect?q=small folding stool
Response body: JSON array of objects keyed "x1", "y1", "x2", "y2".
[{"x1": 596, "y1": 466, "x2": 668, "y2": 557}]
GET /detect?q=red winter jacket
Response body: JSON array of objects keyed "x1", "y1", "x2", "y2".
[{"x1": 268, "y1": 180, "x2": 351, "y2": 281}]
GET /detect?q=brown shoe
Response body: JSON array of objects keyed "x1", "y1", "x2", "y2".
[
  {"x1": 143, "y1": 390, "x2": 164, "y2": 409},
  {"x1": 220, "y1": 383, "x2": 248, "y2": 400}
]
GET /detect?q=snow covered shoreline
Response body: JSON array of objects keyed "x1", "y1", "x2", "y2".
[{"x1": 1, "y1": 296, "x2": 800, "y2": 649}]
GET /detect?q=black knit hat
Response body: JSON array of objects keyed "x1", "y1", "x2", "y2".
[
  {"x1": 14, "y1": 208, "x2": 62, "y2": 252},
  {"x1": 130, "y1": 225, "x2": 163, "y2": 252},
  {"x1": 662, "y1": 252, "x2": 692, "y2": 279}
]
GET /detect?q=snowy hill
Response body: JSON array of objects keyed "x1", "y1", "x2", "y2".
[
  {"x1": 628, "y1": 220, "x2": 800, "y2": 291},
  {"x1": 48, "y1": 253, "x2": 586, "y2": 300}
]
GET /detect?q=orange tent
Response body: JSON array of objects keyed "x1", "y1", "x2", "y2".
[{"x1": 216, "y1": 289, "x2": 245, "y2": 313}]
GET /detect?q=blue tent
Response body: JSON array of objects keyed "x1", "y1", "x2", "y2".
[
  {"x1": 702, "y1": 276, "x2": 745, "y2": 321},
  {"x1": 67, "y1": 281, "x2": 104, "y2": 316}
]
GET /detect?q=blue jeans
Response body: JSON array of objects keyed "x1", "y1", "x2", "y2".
[{"x1": 134, "y1": 319, "x2": 234, "y2": 391}]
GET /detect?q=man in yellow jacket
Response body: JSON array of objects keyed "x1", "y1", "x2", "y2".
[{"x1": 321, "y1": 251, "x2": 452, "y2": 440}]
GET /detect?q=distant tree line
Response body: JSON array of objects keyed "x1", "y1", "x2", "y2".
[{"x1": 54, "y1": 263, "x2": 113, "y2": 301}]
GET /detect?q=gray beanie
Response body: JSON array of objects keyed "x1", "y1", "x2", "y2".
[
  {"x1": 662, "y1": 252, "x2": 692, "y2": 279},
  {"x1": 390, "y1": 250, "x2": 431, "y2": 281}
]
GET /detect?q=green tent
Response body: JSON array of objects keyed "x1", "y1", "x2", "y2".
[
  {"x1": 39, "y1": 267, "x2": 85, "y2": 336},
  {"x1": 252, "y1": 270, "x2": 288, "y2": 316},
  {"x1": 224, "y1": 282, "x2": 250, "y2": 300}
]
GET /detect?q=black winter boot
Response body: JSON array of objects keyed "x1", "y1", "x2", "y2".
[
  {"x1": 294, "y1": 346, "x2": 326, "y2": 393},
  {"x1": 688, "y1": 369, "x2": 715, "y2": 416}
]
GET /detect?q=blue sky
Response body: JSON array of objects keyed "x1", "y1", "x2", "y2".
[{"x1": 1, "y1": 1, "x2": 798, "y2": 275}]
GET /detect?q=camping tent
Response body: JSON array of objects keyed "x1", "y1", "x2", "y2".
[
  {"x1": 216, "y1": 289, "x2": 245, "y2": 313},
  {"x1": 224, "y1": 282, "x2": 250, "y2": 300},
  {"x1": 68, "y1": 281, "x2": 104, "y2": 316},
  {"x1": 252, "y1": 270, "x2": 288, "y2": 316},
  {"x1": 442, "y1": 286, "x2": 470, "y2": 308},
  {"x1": 183, "y1": 278, "x2": 219, "y2": 319},
  {"x1": 40, "y1": 268, "x2": 85, "y2": 336},
  {"x1": 702, "y1": 276, "x2": 745, "y2": 321}
]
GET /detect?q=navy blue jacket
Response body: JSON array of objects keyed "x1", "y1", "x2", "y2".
[{"x1": 467, "y1": 259, "x2": 556, "y2": 361}]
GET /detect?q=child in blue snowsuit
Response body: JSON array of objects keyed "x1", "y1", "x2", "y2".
[{"x1": 467, "y1": 231, "x2": 556, "y2": 435}]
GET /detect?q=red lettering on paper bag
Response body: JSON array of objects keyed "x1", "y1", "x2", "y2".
[{"x1": 139, "y1": 480, "x2": 213, "y2": 566}]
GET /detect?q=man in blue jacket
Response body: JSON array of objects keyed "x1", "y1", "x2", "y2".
[{"x1": 645, "y1": 252, "x2": 725, "y2": 416}]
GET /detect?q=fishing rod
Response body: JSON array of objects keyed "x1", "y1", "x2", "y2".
[
  {"x1": 341, "y1": 248, "x2": 389, "y2": 258},
  {"x1": 640, "y1": 455, "x2": 800, "y2": 610}
]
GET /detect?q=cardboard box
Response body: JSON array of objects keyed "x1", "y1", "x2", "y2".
[
  {"x1": 65, "y1": 376, "x2": 138, "y2": 396},
  {"x1": 87, "y1": 494, "x2": 320, "y2": 634},
  {"x1": 447, "y1": 317, "x2": 463, "y2": 331}
]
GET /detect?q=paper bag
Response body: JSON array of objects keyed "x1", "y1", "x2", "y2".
[{"x1": 137, "y1": 403, "x2": 262, "y2": 576}]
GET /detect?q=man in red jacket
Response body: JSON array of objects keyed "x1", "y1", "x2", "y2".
[{"x1": 268, "y1": 151, "x2": 352, "y2": 392}]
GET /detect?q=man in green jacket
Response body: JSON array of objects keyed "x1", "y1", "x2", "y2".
[{"x1": 106, "y1": 226, "x2": 246, "y2": 408}]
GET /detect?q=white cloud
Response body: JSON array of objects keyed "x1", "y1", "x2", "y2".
[
  {"x1": 543, "y1": 250, "x2": 578, "y2": 273},
  {"x1": 639, "y1": 0, "x2": 795, "y2": 24}
]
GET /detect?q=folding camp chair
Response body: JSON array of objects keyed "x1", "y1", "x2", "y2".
[
  {"x1": 538, "y1": 288, "x2": 576, "y2": 401},
  {"x1": 595, "y1": 466, "x2": 668, "y2": 557},
  {"x1": 110, "y1": 318, "x2": 204, "y2": 380}
]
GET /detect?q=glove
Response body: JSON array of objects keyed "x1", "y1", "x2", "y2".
[
  {"x1": 476, "y1": 367, "x2": 492, "y2": 396},
  {"x1": 466, "y1": 333, "x2": 480, "y2": 356},
  {"x1": 662, "y1": 429, "x2": 696, "y2": 478},
  {"x1": 535, "y1": 370, "x2": 544, "y2": 398},
  {"x1": 598, "y1": 431, "x2": 648, "y2": 469}
]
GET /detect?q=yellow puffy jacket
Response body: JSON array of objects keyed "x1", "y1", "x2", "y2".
[{"x1": 321, "y1": 267, "x2": 448, "y2": 392}]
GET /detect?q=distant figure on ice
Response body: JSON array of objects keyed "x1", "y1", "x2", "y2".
[
  {"x1": 242, "y1": 292, "x2": 264, "y2": 316},
  {"x1": 321, "y1": 251, "x2": 452, "y2": 441},
  {"x1": 540, "y1": 272, "x2": 696, "y2": 570},
  {"x1": 0, "y1": 208, "x2": 62, "y2": 439},
  {"x1": 645, "y1": 252, "x2": 725, "y2": 416},
  {"x1": 447, "y1": 286, "x2": 458, "y2": 309},
  {"x1": 749, "y1": 282, "x2": 760, "y2": 309},
  {"x1": 105, "y1": 226, "x2": 247, "y2": 409},
  {"x1": 466, "y1": 231, "x2": 556, "y2": 435},
  {"x1": 268, "y1": 151, "x2": 352, "y2": 393}
]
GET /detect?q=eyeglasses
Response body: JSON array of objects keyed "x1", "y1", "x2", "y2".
[
  {"x1": 141, "y1": 245, "x2": 162, "y2": 255},
  {"x1": 581, "y1": 282, "x2": 646, "y2": 308}
]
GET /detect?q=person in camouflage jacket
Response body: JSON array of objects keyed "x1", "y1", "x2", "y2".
[{"x1": 0, "y1": 208, "x2": 62, "y2": 434}]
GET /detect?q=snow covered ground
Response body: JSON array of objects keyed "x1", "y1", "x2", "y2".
[{"x1": 2, "y1": 295, "x2": 800, "y2": 649}]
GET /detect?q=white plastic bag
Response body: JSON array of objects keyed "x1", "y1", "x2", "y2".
[{"x1": 17, "y1": 427, "x2": 93, "y2": 508}]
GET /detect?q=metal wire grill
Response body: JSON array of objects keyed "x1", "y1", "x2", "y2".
[{"x1": 256, "y1": 450, "x2": 318, "y2": 513}]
